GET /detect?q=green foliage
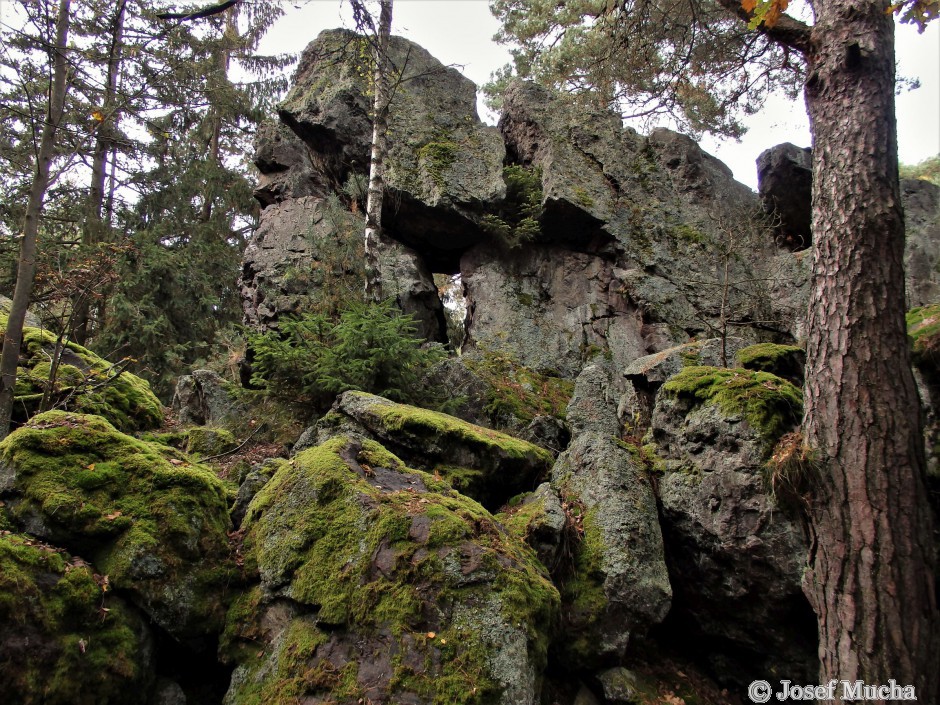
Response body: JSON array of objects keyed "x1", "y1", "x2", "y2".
[
  {"x1": 488, "y1": 0, "x2": 802, "y2": 137},
  {"x1": 482, "y1": 164, "x2": 543, "y2": 248},
  {"x1": 662, "y1": 365, "x2": 803, "y2": 446},
  {"x1": 249, "y1": 300, "x2": 446, "y2": 410},
  {"x1": 900, "y1": 155, "x2": 940, "y2": 186}
]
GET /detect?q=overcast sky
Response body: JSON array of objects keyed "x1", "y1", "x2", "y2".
[{"x1": 261, "y1": 0, "x2": 939, "y2": 190}]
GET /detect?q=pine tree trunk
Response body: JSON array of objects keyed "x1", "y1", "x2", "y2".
[
  {"x1": 0, "y1": 0, "x2": 72, "y2": 439},
  {"x1": 802, "y1": 1, "x2": 939, "y2": 699},
  {"x1": 363, "y1": 0, "x2": 393, "y2": 303}
]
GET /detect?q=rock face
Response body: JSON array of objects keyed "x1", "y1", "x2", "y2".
[
  {"x1": 651, "y1": 367, "x2": 816, "y2": 685},
  {"x1": 757, "y1": 143, "x2": 813, "y2": 250},
  {"x1": 222, "y1": 434, "x2": 558, "y2": 705}
]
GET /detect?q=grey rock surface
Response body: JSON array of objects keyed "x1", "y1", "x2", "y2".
[
  {"x1": 551, "y1": 363, "x2": 671, "y2": 665},
  {"x1": 172, "y1": 369, "x2": 244, "y2": 428},
  {"x1": 757, "y1": 142, "x2": 813, "y2": 250}
]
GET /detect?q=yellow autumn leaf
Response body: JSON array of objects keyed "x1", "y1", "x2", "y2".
[
  {"x1": 741, "y1": 0, "x2": 757, "y2": 12},
  {"x1": 91, "y1": 110, "x2": 104, "y2": 122}
]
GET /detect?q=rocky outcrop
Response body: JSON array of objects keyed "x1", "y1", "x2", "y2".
[
  {"x1": 550, "y1": 363, "x2": 671, "y2": 667},
  {"x1": 172, "y1": 369, "x2": 244, "y2": 428},
  {"x1": 222, "y1": 434, "x2": 558, "y2": 705},
  {"x1": 651, "y1": 366, "x2": 816, "y2": 686}
]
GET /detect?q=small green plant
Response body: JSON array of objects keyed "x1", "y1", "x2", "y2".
[
  {"x1": 482, "y1": 164, "x2": 543, "y2": 249},
  {"x1": 249, "y1": 300, "x2": 447, "y2": 412}
]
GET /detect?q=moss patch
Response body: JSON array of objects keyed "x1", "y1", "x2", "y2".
[
  {"x1": 1, "y1": 317, "x2": 162, "y2": 433},
  {"x1": 465, "y1": 348, "x2": 574, "y2": 426},
  {"x1": 735, "y1": 343, "x2": 805, "y2": 385},
  {"x1": 0, "y1": 533, "x2": 150, "y2": 704},
  {"x1": 0, "y1": 411, "x2": 236, "y2": 638},
  {"x1": 661, "y1": 366, "x2": 802, "y2": 445}
]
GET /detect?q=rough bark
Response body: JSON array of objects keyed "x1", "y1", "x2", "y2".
[
  {"x1": 0, "y1": 0, "x2": 72, "y2": 439},
  {"x1": 802, "y1": 1, "x2": 939, "y2": 699},
  {"x1": 363, "y1": 0, "x2": 393, "y2": 302}
]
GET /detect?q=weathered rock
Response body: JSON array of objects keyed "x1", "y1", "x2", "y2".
[
  {"x1": 903, "y1": 179, "x2": 940, "y2": 307},
  {"x1": 186, "y1": 426, "x2": 238, "y2": 457},
  {"x1": 595, "y1": 667, "x2": 641, "y2": 705},
  {"x1": 0, "y1": 412, "x2": 237, "y2": 641},
  {"x1": 277, "y1": 29, "x2": 505, "y2": 265},
  {"x1": 173, "y1": 369, "x2": 244, "y2": 428},
  {"x1": 231, "y1": 458, "x2": 286, "y2": 529},
  {"x1": 221, "y1": 435, "x2": 558, "y2": 705},
  {"x1": 757, "y1": 143, "x2": 813, "y2": 250},
  {"x1": 0, "y1": 532, "x2": 155, "y2": 704},
  {"x1": 550, "y1": 363, "x2": 671, "y2": 667},
  {"x1": 318, "y1": 391, "x2": 554, "y2": 509},
  {"x1": 651, "y1": 366, "x2": 816, "y2": 685},
  {"x1": 0, "y1": 295, "x2": 41, "y2": 328},
  {"x1": 239, "y1": 194, "x2": 445, "y2": 341},
  {"x1": 252, "y1": 120, "x2": 325, "y2": 206}
]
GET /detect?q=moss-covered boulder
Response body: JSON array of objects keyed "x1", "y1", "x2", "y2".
[
  {"x1": 908, "y1": 303, "x2": 940, "y2": 371},
  {"x1": 0, "y1": 532, "x2": 153, "y2": 704},
  {"x1": 0, "y1": 412, "x2": 236, "y2": 639},
  {"x1": 222, "y1": 435, "x2": 559, "y2": 705},
  {"x1": 3, "y1": 318, "x2": 162, "y2": 433},
  {"x1": 495, "y1": 483, "x2": 566, "y2": 571},
  {"x1": 735, "y1": 343, "x2": 805, "y2": 386},
  {"x1": 650, "y1": 366, "x2": 815, "y2": 686},
  {"x1": 186, "y1": 426, "x2": 238, "y2": 457},
  {"x1": 318, "y1": 391, "x2": 554, "y2": 509}
]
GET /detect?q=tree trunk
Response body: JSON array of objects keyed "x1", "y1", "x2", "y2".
[
  {"x1": 73, "y1": 0, "x2": 125, "y2": 345},
  {"x1": 363, "y1": 0, "x2": 393, "y2": 303},
  {"x1": 0, "y1": 0, "x2": 72, "y2": 439},
  {"x1": 802, "y1": 1, "x2": 939, "y2": 699}
]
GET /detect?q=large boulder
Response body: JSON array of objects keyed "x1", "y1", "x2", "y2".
[
  {"x1": 0, "y1": 532, "x2": 154, "y2": 705},
  {"x1": 315, "y1": 391, "x2": 554, "y2": 509},
  {"x1": 0, "y1": 412, "x2": 237, "y2": 641},
  {"x1": 550, "y1": 363, "x2": 671, "y2": 666},
  {"x1": 271, "y1": 28, "x2": 505, "y2": 265},
  {"x1": 172, "y1": 369, "x2": 244, "y2": 428},
  {"x1": 650, "y1": 366, "x2": 816, "y2": 686},
  {"x1": 221, "y1": 434, "x2": 558, "y2": 705}
]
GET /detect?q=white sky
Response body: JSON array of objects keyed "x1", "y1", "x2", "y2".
[{"x1": 263, "y1": 1, "x2": 940, "y2": 190}]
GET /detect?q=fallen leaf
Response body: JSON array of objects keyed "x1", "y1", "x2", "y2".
[{"x1": 426, "y1": 631, "x2": 436, "y2": 639}]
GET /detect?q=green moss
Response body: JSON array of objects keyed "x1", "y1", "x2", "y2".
[
  {"x1": 0, "y1": 411, "x2": 236, "y2": 637},
  {"x1": 231, "y1": 435, "x2": 559, "y2": 705},
  {"x1": 0, "y1": 533, "x2": 150, "y2": 703},
  {"x1": 0, "y1": 317, "x2": 162, "y2": 432},
  {"x1": 673, "y1": 223, "x2": 706, "y2": 244},
  {"x1": 419, "y1": 137, "x2": 459, "y2": 187},
  {"x1": 573, "y1": 187, "x2": 595, "y2": 208},
  {"x1": 908, "y1": 304, "x2": 940, "y2": 369},
  {"x1": 735, "y1": 343, "x2": 805, "y2": 384},
  {"x1": 186, "y1": 426, "x2": 238, "y2": 456},
  {"x1": 661, "y1": 366, "x2": 803, "y2": 445},
  {"x1": 465, "y1": 348, "x2": 574, "y2": 425},
  {"x1": 557, "y1": 507, "x2": 607, "y2": 666},
  {"x1": 361, "y1": 394, "x2": 553, "y2": 466}
]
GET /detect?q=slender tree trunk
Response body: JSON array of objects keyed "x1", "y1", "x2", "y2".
[
  {"x1": 74, "y1": 0, "x2": 125, "y2": 345},
  {"x1": 363, "y1": 0, "x2": 393, "y2": 302},
  {"x1": 802, "y1": 1, "x2": 939, "y2": 699},
  {"x1": 0, "y1": 0, "x2": 72, "y2": 440}
]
